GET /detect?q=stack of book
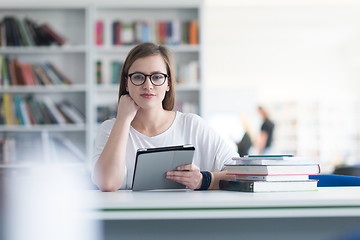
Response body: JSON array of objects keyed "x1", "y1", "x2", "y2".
[{"x1": 220, "y1": 155, "x2": 321, "y2": 192}]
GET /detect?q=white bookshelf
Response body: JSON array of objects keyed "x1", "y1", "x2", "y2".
[
  {"x1": 0, "y1": 1, "x2": 203, "y2": 169},
  {"x1": 0, "y1": 4, "x2": 90, "y2": 167}
]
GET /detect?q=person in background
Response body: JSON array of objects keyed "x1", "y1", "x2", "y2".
[
  {"x1": 257, "y1": 106, "x2": 275, "y2": 154},
  {"x1": 91, "y1": 42, "x2": 238, "y2": 191}
]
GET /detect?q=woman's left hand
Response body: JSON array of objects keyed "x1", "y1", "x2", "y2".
[{"x1": 166, "y1": 164, "x2": 202, "y2": 189}]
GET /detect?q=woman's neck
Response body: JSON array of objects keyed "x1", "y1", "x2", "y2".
[{"x1": 131, "y1": 108, "x2": 176, "y2": 137}]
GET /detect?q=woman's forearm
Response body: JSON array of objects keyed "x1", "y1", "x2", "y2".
[{"x1": 93, "y1": 119, "x2": 131, "y2": 191}]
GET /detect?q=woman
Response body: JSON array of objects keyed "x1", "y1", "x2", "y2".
[{"x1": 92, "y1": 42, "x2": 238, "y2": 191}]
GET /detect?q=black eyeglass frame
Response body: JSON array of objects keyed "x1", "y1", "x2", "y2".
[{"x1": 127, "y1": 72, "x2": 169, "y2": 86}]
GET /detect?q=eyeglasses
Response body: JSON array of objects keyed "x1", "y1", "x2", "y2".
[{"x1": 128, "y1": 72, "x2": 168, "y2": 86}]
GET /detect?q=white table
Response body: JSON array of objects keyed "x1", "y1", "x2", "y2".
[{"x1": 87, "y1": 187, "x2": 360, "y2": 240}]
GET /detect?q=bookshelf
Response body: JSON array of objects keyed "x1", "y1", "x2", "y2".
[
  {"x1": 0, "y1": 5, "x2": 90, "y2": 167},
  {"x1": 0, "y1": 1, "x2": 203, "y2": 169}
]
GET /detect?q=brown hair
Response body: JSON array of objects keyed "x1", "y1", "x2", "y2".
[{"x1": 118, "y1": 42, "x2": 176, "y2": 110}]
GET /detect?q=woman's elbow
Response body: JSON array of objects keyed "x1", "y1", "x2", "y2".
[{"x1": 93, "y1": 176, "x2": 123, "y2": 192}]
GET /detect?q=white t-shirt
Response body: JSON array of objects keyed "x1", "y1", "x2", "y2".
[{"x1": 92, "y1": 111, "x2": 239, "y2": 189}]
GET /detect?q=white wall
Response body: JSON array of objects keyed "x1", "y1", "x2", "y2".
[{"x1": 203, "y1": 0, "x2": 360, "y2": 109}]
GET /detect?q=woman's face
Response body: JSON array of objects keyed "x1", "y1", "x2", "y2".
[{"x1": 126, "y1": 54, "x2": 170, "y2": 110}]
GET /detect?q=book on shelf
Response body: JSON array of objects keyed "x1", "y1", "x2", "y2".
[
  {"x1": 224, "y1": 164, "x2": 321, "y2": 175},
  {"x1": 95, "y1": 20, "x2": 103, "y2": 46},
  {"x1": 111, "y1": 61, "x2": 123, "y2": 84},
  {"x1": 1, "y1": 16, "x2": 66, "y2": 47},
  {"x1": 0, "y1": 21, "x2": 5, "y2": 46},
  {"x1": 42, "y1": 97, "x2": 67, "y2": 124},
  {"x1": 219, "y1": 179, "x2": 318, "y2": 192},
  {"x1": 3, "y1": 93, "x2": 16, "y2": 125},
  {"x1": 56, "y1": 101, "x2": 85, "y2": 124},
  {"x1": 0, "y1": 98, "x2": 4, "y2": 125},
  {"x1": 96, "y1": 60, "x2": 102, "y2": 84},
  {"x1": 189, "y1": 20, "x2": 198, "y2": 45}
]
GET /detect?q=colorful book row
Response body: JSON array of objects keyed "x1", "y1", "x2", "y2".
[
  {"x1": 95, "y1": 19, "x2": 198, "y2": 46},
  {"x1": 0, "y1": 16, "x2": 65, "y2": 47},
  {"x1": 0, "y1": 55, "x2": 72, "y2": 86},
  {"x1": 0, "y1": 94, "x2": 85, "y2": 126},
  {"x1": 95, "y1": 59, "x2": 199, "y2": 86},
  {"x1": 96, "y1": 60, "x2": 123, "y2": 85}
]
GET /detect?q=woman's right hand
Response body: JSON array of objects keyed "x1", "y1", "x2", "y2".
[{"x1": 116, "y1": 95, "x2": 139, "y2": 123}]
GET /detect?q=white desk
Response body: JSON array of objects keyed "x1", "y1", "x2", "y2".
[{"x1": 87, "y1": 187, "x2": 360, "y2": 240}]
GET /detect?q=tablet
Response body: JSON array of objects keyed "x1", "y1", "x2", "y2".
[{"x1": 132, "y1": 144, "x2": 195, "y2": 191}]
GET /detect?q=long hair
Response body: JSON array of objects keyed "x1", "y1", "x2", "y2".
[{"x1": 118, "y1": 42, "x2": 176, "y2": 110}]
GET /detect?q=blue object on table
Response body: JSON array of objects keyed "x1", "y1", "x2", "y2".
[{"x1": 309, "y1": 174, "x2": 360, "y2": 187}]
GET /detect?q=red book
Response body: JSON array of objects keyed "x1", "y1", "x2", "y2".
[
  {"x1": 21, "y1": 63, "x2": 36, "y2": 85},
  {"x1": 158, "y1": 21, "x2": 167, "y2": 45},
  {"x1": 14, "y1": 58, "x2": 25, "y2": 85},
  {"x1": 114, "y1": 21, "x2": 122, "y2": 45},
  {"x1": 95, "y1": 20, "x2": 103, "y2": 45}
]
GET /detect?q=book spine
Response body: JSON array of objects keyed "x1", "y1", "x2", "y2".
[
  {"x1": 3, "y1": 94, "x2": 15, "y2": 125},
  {"x1": 24, "y1": 100, "x2": 37, "y2": 125},
  {"x1": 95, "y1": 20, "x2": 103, "y2": 46},
  {"x1": 219, "y1": 180, "x2": 254, "y2": 192},
  {"x1": 96, "y1": 60, "x2": 102, "y2": 84},
  {"x1": 1, "y1": 55, "x2": 10, "y2": 86},
  {"x1": 42, "y1": 97, "x2": 67, "y2": 124},
  {"x1": 36, "y1": 100, "x2": 54, "y2": 124},
  {"x1": 58, "y1": 102, "x2": 85, "y2": 124},
  {"x1": 33, "y1": 64, "x2": 52, "y2": 85},
  {"x1": 19, "y1": 97, "x2": 31, "y2": 126},
  {"x1": 47, "y1": 63, "x2": 72, "y2": 85},
  {"x1": 189, "y1": 20, "x2": 198, "y2": 45},
  {"x1": 24, "y1": 19, "x2": 38, "y2": 45},
  {"x1": 13, "y1": 95, "x2": 25, "y2": 125},
  {"x1": 17, "y1": 18, "x2": 33, "y2": 46},
  {"x1": 26, "y1": 96, "x2": 45, "y2": 124},
  {"x1": 0, "y1": 21, "x2": 5, "y2": 46}
]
